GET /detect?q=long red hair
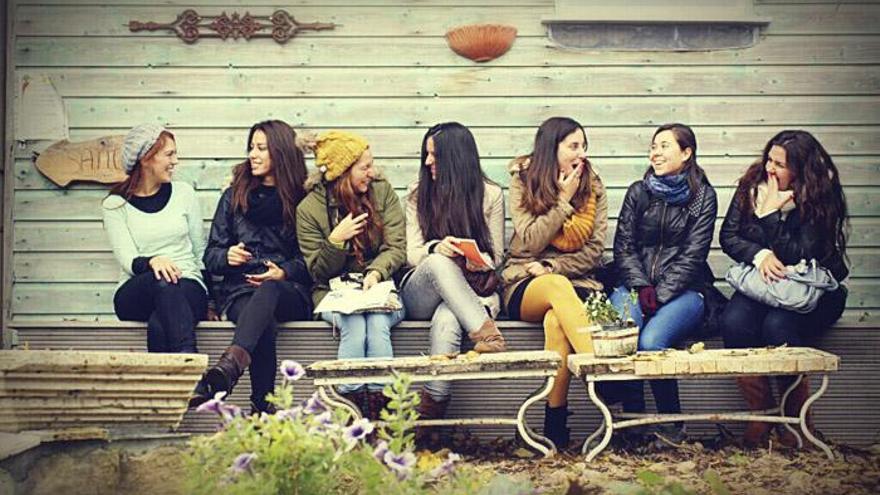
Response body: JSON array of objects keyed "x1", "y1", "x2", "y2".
[
  {"x1": 329, "y1": 168, "x2": 382, "y2": 266},
  {"x1": 108, "y1": 131, "x2": 175, "y2": 200}
]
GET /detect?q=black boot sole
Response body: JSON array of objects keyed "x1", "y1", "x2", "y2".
[{"x1": 204, "y1": 367, "x2": 235, "y2": 397}]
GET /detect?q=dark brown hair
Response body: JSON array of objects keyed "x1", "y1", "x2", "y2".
[
  {"x1": 414, "y1": 122, "x2": 495, "y2": 254},
  {"x1": 735, "y1": 130, "x2": 849, "y2": 256},
  {"x1": 519, "y1": 117, "x2": 593, "y2": 215},
  {"x1": 230, "y1": 120, "x2": 307, "y2": 232},
  {"x1": 644, "y1": 123, "x2": 708, "y2": 201}
]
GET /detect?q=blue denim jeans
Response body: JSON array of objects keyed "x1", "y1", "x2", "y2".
[
  {"x1": 321, "y1": 308, "x2": 405, "y2": 393},
  {"x1": 606, "y1": 285, "x2": 704, "y2": 414}
]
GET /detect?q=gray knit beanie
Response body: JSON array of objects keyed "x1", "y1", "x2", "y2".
[{"x1": 121, "y1": 123, "x2": 172, "y2": 174}]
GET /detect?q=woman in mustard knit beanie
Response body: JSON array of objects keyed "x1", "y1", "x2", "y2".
[
  {"x1": 501, "y1": 116, "x2": 608, "y2": 450},
  {"x1": 296, "y1": 131, "x2": 407, "y2": 420}
]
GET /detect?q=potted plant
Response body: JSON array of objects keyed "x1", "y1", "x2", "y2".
[{"x1": 583, "y1": 290, "x2": 640, "y2": 357}]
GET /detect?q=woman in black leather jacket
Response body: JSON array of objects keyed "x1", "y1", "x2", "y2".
[
  {"x1": 609, "y1": 123, "x2": 718, "y2": 446},
  {"x1": 195, "y1": 120, "x2": 313, "y2": 413},
  {"x1": 719, "y1": 130, "x2": 848, "y2": 448}
]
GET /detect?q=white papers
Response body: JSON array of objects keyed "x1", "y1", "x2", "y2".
[{"x1": 314, "y1": 278, "x2": 401, "y2": 315}]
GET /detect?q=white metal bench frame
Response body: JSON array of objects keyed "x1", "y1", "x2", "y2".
[
  {"x1": 570, "y1": 348, "x2": 838, "y2": 461},
  {"x1": 308, "y1": 351, "x2": 561, "y2": 456}
]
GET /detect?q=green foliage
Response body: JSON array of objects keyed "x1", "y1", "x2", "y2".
[
  {"x1": 584, "y1": 290, "x2": 637, "y2": 326},
  {"x1": 184, "y1": 365, "x2": 536, "y2": 495}
]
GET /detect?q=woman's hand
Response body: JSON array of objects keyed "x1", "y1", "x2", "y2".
[
  {"x1": 758, "y1": 174, "x2": 794, "y2": 216},
  {"x1": 245, "y1": 260, "x2": 286, "y2": 287},
  {"x1": 149, "y1": 256, "x2": 181, "y2": 284},
  {"x1": 362, "y1": 270, "x2": 382, "y2": 290},
  {"x1": 435, "y1": 236, "x2": 464, "y2": 258},
  {"x1": 206, "y1": 305, "x2": 221, "y2": 321},
  {"x1": 329, "y1": 212, "x2": 368, "y2": 244},
  {"x1": 759, "y1": 251, "x2": 788, "y2": 283},
  {"x1": 558, "y1": 163, "x2": 582, "y2": 204},
  {"x1": 525, "y1": 261, "x2": 551, "y2": 277},
  {"x1": 227, "y1": 242, "x2": 252, "y2": 267}
]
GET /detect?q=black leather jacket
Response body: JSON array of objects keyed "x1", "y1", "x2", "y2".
[
  {"x1": 719, "y1": 193, "x2": 849, "y2": 282},
  {"x1": 204, "y1": 187, "x2": 312, "y2": 312},
  {"x1": 614, "y1": 179, "x2": 718, "y2": 304}
]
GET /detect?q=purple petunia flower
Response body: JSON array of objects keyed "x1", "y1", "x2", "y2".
[
  {"x1": 195, "y1": 391, "x2": 228, "y2": 415},
  {"x1": 383, "y1": 450, "x2": 416, "y2": 480},
  {"x1": 309, "y1": 411, "x2": 339, "y2": 435},
  {"x1": 230, "y1": 452, "x2": 257, "y2": 474},
  {"x1": 303, "y1": 392, "x2": 327, "y2": 415},
  {"x1": 275, "y1": 406, "x2": 302, "y2": 421},
  {"x1": 428, "y1": 452, "x2": 461, "y2": 479},
  {"x1": 220, "y1": 403, "x2": 243, "y2": 423},
  {"x1": 280, "y1": 360, "x2": 306, "y2": 382},
  {"x1": 343, "y1": 418, "x2": 374, "y2": 445},
  {"x1": 372, "y1": 440, "x2": 389, "y2": 462}
]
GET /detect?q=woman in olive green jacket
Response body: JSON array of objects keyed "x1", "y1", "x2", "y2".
[{"x1": 296, "y1": 131, "x2": 406, "y2": 419}]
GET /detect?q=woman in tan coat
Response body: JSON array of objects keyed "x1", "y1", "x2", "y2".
[{"x1": 502, "y1": 116, "x2": 607, "y2": 449}]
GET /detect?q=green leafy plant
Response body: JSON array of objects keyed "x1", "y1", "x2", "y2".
[
  {"x1": 584, "y1": 290, "x2": 638, "y2": 327},
  {"x1": 184, "y1": 361, "x2": 536, "y2": 495}
]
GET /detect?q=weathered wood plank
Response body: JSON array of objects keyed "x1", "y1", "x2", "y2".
[
  {"x1": 55, "y1": 96, "x2": 880, "y2": 128},
  {"x1": 14, "y1": 126, "x2": 880, "y2": 162},
  {"x1": 14, "y1": 4, "x2": 880, "y2": 36},
  {"x1": 11, "y1": 186, "x2": 880, "y2": 222},
  {"x1": 15, "y1": 36, "x2": 880, "y2": 67},
  {"x1": 13, "y1": 248, "x2": 880, "y2": 283},
  {"x1": 14, "y1": 216, "x2": 880, "y2": 255},
  {"x1": 18, "y1": 66, "x2": 880, "y2": 97},
  {"x1": 11, "y1": 279, "x2": 880, "y2": 315},
  {"x1": 14, "y1": 155, "x2": 880, "y2": 192}
]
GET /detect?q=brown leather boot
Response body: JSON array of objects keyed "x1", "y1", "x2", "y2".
[
  {"x1": 777, "y1": 376, "x2": 815, "y2": 448},
  {"x1": 468, "y1": 320, "x2": 507, "y2": 353},
  {"x1": 339, "y1": 389, "x2": 366, "y2": 418},
  {"x1": 735, "y1": 376, "x2": 775, "y2": 448},
  {"x1": 365, "y1": 390, "x2": 391, "y2": 421},
  {"x1": 204, "y1": 345, "x2": 252, "y2": 396},
  {"x1": 417, "y1": 390, "x2": 450, "y2": 421}
]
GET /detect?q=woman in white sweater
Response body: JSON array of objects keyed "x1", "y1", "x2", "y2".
[{"x1": 102, "y1": 124, "x2": 208, "y2": 355}]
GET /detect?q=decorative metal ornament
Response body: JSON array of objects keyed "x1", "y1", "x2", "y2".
[{"x1": 129, "y1": 9, "x2": 335, "y2": 44}]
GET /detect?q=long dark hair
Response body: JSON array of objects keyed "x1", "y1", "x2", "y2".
[
  {"x1": 644, "y1": 123, "x2": 708, "y2": 200},
  {"x1": 519, "y1": 117, "x2": 593, "y2": 215},
  {"x1": 328, "y1": 153, "x2": 383, "y2": 266},
  {"x1": 735, "y1": 130, "x2": 849, "y2": 256},
  {"x1": 107, "y1": 131, "x2": 175, "y2": 201},
  {"x1": 230, "y1": 120, "x2": 307, "y2": 232},
  {"x1": 413, "y1": 122, "x2": 495, "y2": 254}
]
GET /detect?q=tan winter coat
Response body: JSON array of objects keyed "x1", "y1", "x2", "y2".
[{"x1": 501, "y1": 158, "x2": 609, "y2": 308}]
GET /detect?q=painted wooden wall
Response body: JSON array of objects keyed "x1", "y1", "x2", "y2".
[{"x1": 6, "y1": 0, "x2": 880, "y2": 321}]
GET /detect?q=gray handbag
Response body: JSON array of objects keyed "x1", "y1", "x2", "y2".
[{"x1": 725, "y1": 258, "x2": 839, "y2": 314}]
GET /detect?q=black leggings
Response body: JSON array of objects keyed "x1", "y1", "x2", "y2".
[
  {"x1": 114, "y1": 272, "x2": 208, "y2": 353},
  {"x1": 226, "y1": 280, "x2": 311, "y2": 410},
  {"x1": 720, "y1": 287, "x2": 848, "y2": 348}
]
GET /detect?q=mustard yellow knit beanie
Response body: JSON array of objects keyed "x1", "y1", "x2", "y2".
[{"x1": 314, "y1": 130, "x2": 369, "y2": 181}]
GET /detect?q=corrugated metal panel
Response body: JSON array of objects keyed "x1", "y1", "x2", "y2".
[{"x1": 12, "y1": 321, "x2": 880, "y2": 446}]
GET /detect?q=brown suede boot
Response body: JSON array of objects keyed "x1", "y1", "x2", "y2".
[
  {"x1": 365, "y1": 390, "x2": 391, "y2": 421},
  {"x1": 468, "y1": 320, "x2": 507, "y2": 353},
  {"x1": 204, "y1": 345, "x2": 252, "y2": 397},
  {"x1": 736, "y1": 376, "x2": 775, "y2": 448},
  {"x1": 777, "y1": 376, "x2": 815, "y2": 448},
  {"x1": 415, "y1": 390, "x2": 450, "y2": 447}
]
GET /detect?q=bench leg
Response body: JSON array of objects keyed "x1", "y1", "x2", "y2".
[
  {"x1": 318, "y1": 386, "x2": 362, "y2": 421},
  {"x1": 584, "y1": 380, "x2": 614, "y2": 462},
  {"x1": 516, "y1": 376, "x2": 557, "y2": 457},
  {"x1": 779, "y1": 374, "x2": 804, "y2": 448},
  {"x1": 801, "y1": 375, "x2": 834, "y2": 460}
]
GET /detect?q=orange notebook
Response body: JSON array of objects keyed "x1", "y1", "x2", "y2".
[{"x1": 451, "y1": 238, "x2": 495, "y2": 269}]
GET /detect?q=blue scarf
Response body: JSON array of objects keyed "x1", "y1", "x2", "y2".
[{"x1": 645, "y1": 172, "x2": 691, "y2": 206}]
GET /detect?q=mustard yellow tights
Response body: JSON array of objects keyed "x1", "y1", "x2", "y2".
[{"x1": 519, "y1": 274, "x2": 595, "y2": 407}]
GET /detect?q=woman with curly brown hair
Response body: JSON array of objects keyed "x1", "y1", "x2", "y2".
[{"x1": 720, "y1": 130, "x2": 849, "y2": 448}]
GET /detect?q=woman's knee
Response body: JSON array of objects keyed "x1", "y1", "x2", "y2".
[
  {"x1": 638, "y1": 328, "x2": 672, "y2": 351},
  {"x1": 536, "y1": 273, "x2": 574, "y2": 294},
  {"x1": 422, "y1": 252, "x2": 457, "y2": 276},
  {"x1": 543, "y1": 310, "x2": 567, "y2": 347}
]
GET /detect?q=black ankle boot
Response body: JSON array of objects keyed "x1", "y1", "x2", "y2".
[
  {"x1": 188, "y1": 377, "x2": 211, "y2": 409},
  {"x1": 543, "y1": 403, "x2": 571, "y2": 450}
]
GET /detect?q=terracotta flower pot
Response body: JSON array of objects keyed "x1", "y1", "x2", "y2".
[{"x1": 445, "y1": 24, "x2": 517, "y2": 63}]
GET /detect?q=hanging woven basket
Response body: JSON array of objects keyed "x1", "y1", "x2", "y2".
[{"x1": 445, "y1": 24, "x2": 517, "y2": 63}]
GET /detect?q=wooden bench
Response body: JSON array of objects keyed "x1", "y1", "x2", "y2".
[
  {"x1": 568, "y1": 347, "x2": 840, "y2": 461},
  {"x1": 306, "y1": 350, "x2": 561, "y2": 456}
]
